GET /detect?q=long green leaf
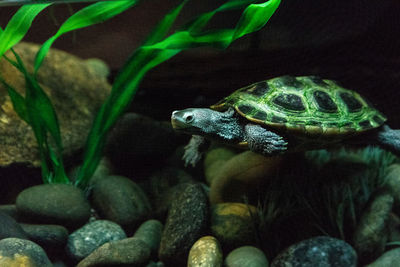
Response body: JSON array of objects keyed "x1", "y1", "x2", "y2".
[
  {"x1": 34, "y1": 0, "x2": 137, "y2": 72},
  {"x1": 233, "y1": 0, "x2": 281, "y2": 40},
  {"x1": 0, "y1": 4, "x2": 50, "y2": 59},
  {"x1": 11, "y1": 49, "x2": 69, "y2": 183},
  {"x1": 0, "y1": 77, "x2": 29, "y2": 123}
]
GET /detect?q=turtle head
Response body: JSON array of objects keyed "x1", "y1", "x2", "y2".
[{"x1": 171, "y1": 108, "x2": 235, "y2": 136}]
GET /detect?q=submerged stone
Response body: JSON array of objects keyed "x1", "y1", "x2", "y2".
[
  {"x1": 271, "y1": 236, "x2": 357, "y2": 267},
  {"x1": 16, "y1": 184, "x2": 91, "y2": 228}
]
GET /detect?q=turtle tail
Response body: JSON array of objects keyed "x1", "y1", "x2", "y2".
[{"x1": 377, "y1": 124, "x2": 400, "y2": 156}]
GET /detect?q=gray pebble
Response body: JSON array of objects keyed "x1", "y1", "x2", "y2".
[{"x1": 66, "y1": 219, "x2": 126, "y2": 261}]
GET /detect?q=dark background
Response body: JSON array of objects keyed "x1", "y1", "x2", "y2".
[{"x1": 1, "y1": 0, "x2": 400, "y2": 125}]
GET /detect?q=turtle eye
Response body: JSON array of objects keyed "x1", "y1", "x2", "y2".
[{"x1": 185, "y1": 114, "x2": 194, "y2": 123}]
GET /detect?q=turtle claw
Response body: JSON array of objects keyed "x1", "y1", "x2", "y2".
[
  {"x1": 182, "y1": 135, "x2": 206, "y2": 167},
  {"x1": 182, "y1": 146, "x2": 203, "y2": 167},
  {"x1": 245, "y1": 124, "x2": 288, "y2": 156},
  {"x1": 263, "y1": 139, "x2": 288, "y2": 155}
]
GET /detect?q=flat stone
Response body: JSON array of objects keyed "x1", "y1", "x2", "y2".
[
  {"x1": 16, "y1": 184, "x2": 91, "y2": 228},
  {"x1": 66, "y1": 220, "x2": 126, "y2": 261},
  {"x1": 0, "y1": 237, "x2": 52, "y2": 267},
  {"x1": 77, "y1": 237, "x2": 151, "y2": 267}
]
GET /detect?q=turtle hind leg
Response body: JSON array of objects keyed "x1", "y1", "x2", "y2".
[
  {"x1": 244, "y1": 124, "x2": 288, "y2": 156},
  {"x1": 376, "y1": 125, "x2": 400, "y2": 156}
]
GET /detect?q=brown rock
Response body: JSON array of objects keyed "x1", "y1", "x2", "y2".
[
  {"x1": 209, "y1": 151, "x2": 282, "y2": 204},
  {"x1": 353, "y1": 189, "x2": 394, "y2": 264},
  {"x1": 204, "y1": 146, "x2": 237, "y2": 185},
  {"x1": 365, "y1": 248, "x2": 400, "y2": 267},
  {"x1": 0, "y1": 42, "x2": 111, "y2": 167}
]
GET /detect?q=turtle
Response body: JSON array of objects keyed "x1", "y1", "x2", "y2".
[{"x1": 171, "y1": 75, "x2": 400, "y2": 167}]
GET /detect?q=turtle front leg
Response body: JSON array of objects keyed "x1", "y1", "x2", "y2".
[
  {"x1": 244, "y1": 124, "x2": 288, "y2": 156},
  {"x1": 183, "y1": 135, "x2": 208, "y2": 167}
]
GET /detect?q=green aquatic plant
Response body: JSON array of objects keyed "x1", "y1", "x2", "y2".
[
  {"x1": 0, "y1": 0, "x2": 281, "y2": 188},
  {"x1": 0, "y1": 1, "x2": 137, "y2": 184},
  {"x1": 302, "y1": 147, "x2": 398, "y2": 241}
]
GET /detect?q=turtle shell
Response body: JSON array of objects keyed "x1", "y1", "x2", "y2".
[{"x1": 210, "y1": 76, "x2": 386, "y2": 139}]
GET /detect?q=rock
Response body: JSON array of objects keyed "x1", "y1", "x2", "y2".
[
  {"x1": 271, "y1": 236, "x2": 357, "y2": 267},
  {"x1": 388, "y1": 212, "x2": 400, "y2": 243},
  {"x1": 141, "y1": 167, "x2": 194, "y2": 219},
  {"x1": 66, "y1": 220, "x2": 126, "y2": 261},
  {"x1": 0, "y1": 204, "x2": 18, "y2": 219},
  {"x1": 158, "y1": 183, "x2": 209, "y2": 265},
  {"x1": 91, "y1": 175, "x2": 151, "y2": 229},
  {"x1": 20, "y1": 223, "x2": 68, "y2": 248},
  {"x1": 84, "y1": 58, "x2": 110, "y2": 78},
  {"x1": 209, "y1": 151, "x2": 283, "y2": 204},
  {"x1": 77, "y1": 237, "x2": 151, "y2": 267},
  {"x1": 365, "y1": 248, "x2": 400, "y2": 267},
  {"x1": 105, "y1": 113, "x2": 182, "y2": 177},
  {"x1": 385, "y1": 164, "x2": 400, "y2": 209},
  {"x1": 225, "y1": 246, "x2": 269, "y2": 267},
  {"x1": 0, "y1": 237, "x2": 52, "y2": 267},
  {"x1": 133, "y1": 219, "x2": 163, "y2": 258},
  {"x1": 204, "y1": 146, "x2": 237, "y2": 185},
  {"x1": 16, "y1": 184, "x2": 91, "y2": 228},
  {"x1": 210, "y1": 202, "x2": 258, "y2": 249},
  {"x1": 146, "y1": 261, "x2": 165, "y2": 267},
  {"x1": 0, "y1": 211, "x2": 28, "y2": 240},
  {"x1": 187, "y1": 236, "x2": 223, "y2": 267},
  {"x1": 69, "y1": 157, "x2": 113, "y2": 186},
  {"x1": 353, "y1": 189, "x2": 394, "y2": 263},
  {"x1": 0, "y1": 42, "x2": 111, "y2": 167}
]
